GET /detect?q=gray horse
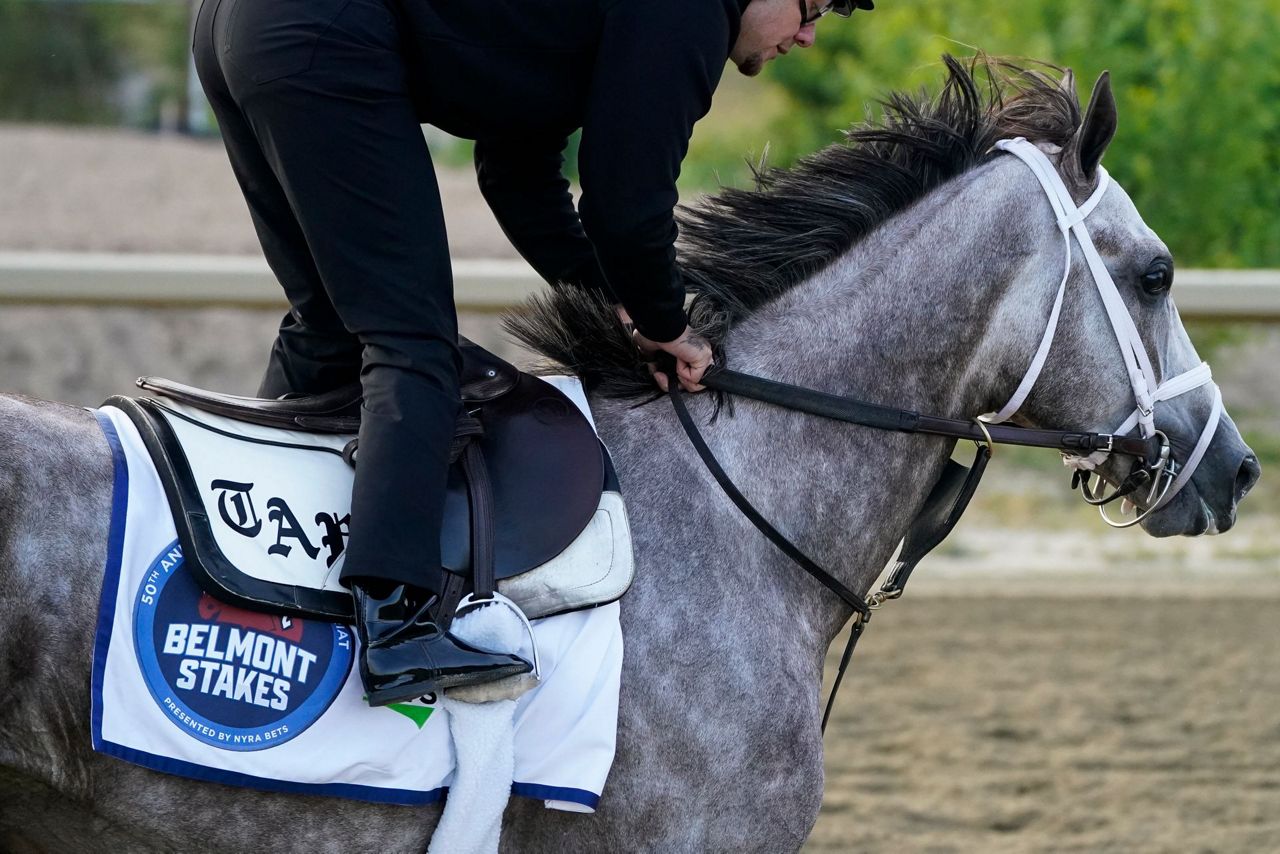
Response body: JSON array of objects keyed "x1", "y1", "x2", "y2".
[{"x1": 0, "y1": 58, "x2": 1259, "y2": 852}]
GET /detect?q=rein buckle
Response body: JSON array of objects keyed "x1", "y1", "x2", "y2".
[{"x1": 865, "y1": 587, "x2": 902, "y2": 611}]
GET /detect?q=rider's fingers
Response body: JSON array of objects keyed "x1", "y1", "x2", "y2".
[
  {"x1": 646, "y1": 361, "x2": 670, "y2": 393},
  {"x1": 678, "y1": 359, "x2": 707, "y2": 393}
]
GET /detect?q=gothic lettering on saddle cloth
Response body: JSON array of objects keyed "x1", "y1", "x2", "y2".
[
  {"x1": 105, "y1": 344, "x2": 633, "y2": 628},
  {"x1": 89, "y1": 406, "x2": 624, "y2": 806},
  {"x1": 87, "y1": 348, "x2": 631, "y2": 805}
]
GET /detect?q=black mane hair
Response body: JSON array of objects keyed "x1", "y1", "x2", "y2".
[{"x1": 504, "y1": 55, "x2": 1084, "y2": 399}]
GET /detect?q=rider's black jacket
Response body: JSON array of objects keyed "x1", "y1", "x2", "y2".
[{"x1": 398, "y1": 0, "x2": 745, "y2": 342}]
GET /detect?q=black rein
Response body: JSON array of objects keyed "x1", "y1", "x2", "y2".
[
  {"x1": 664, "y1": 364, "x2": 1160, "y2": 733},
  {"x1": 703, "y1": 368, "x2": 1159, "y2": 461}
]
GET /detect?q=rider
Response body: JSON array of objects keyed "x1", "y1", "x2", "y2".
[{"x1": 191, "y1": 0, "x2": 871, "y2": 705}]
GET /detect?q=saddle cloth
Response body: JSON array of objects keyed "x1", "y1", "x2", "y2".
[
  {"x1": 101, "y1": 375, "x2": 633, "y2": 621},
  {"x1": 90, "y1": 406, "x2": 622, "y2": 809}
]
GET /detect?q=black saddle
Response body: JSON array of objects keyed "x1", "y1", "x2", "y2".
[
  {"x1": 119, "y1": 339, "x2": 605, "y2": 621},
  {"x1": 135, "y1": 338, "x2": 523, "y2": 433}
]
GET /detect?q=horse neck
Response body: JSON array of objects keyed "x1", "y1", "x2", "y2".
[{"x1": 600, "y1": 161, "x2": 1047, "y2": 644}]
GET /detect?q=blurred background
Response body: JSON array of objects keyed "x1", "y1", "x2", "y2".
[{"x1": 1, "y1": 0, "x2": 1277, "y2": 849}]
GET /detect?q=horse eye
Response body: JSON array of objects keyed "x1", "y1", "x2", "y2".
[{"x1": 1141, "y1": 260, "x2": 1173, "y2": 295}]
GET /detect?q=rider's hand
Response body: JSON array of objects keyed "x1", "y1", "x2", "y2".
[{"x1": 632, "y1": 325, "x2": 714, "y2": 393}]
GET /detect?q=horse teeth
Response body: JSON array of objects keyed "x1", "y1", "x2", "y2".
[{"x1": 1121, "y1": 498, "x2": 1135, "y2": 515}]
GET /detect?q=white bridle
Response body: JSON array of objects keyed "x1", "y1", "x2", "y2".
[{"x1": 979, "y1": 138, "x2": 1223, "y2": 528}]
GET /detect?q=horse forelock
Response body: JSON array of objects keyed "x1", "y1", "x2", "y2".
[{"x1": 505, "y1": 53, "x2": 1085, "y2": 399}]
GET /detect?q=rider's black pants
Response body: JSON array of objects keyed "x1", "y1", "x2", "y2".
[{"x1": 193, "y1": 0, "x2": 455, "y2": 593}]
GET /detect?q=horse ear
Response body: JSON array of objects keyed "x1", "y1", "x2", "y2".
[
  {"x1": 1073, "y1": 71, "x2": 1117, "y2": 177},
  {"x1": 1058, "y1": 68, "x2": 1076, "y2": 99}
]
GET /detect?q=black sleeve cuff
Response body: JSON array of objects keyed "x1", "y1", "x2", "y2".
[{"x1": 629, "y1": 302, "x2": 687, "y2": 343}]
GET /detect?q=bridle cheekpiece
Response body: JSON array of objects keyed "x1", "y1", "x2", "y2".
[{"x1": 984, "y1": 138, "x2": 1221, "y2": 527}]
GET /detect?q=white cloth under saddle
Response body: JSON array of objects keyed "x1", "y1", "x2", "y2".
[
  {"x1": 132, "y1": 375, "x2": 633, "y2": 620},
  {"x1": 89, "y1": 403, "x2": 622, "y2": 810}
]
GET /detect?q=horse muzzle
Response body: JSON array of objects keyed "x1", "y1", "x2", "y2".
[{"x1": 1139, "y1": 438, "x2": 1260, "y2": 538}]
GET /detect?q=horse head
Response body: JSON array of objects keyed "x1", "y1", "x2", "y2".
[
  {"x1": 509, "y1": 56, "x2": 1260, "y2": 545},
  {"x1": 975, "y1": 72, "x2": 1260, "y2": 537}
]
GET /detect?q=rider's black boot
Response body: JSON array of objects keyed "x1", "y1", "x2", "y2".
[{"x1": 352, "y1": 580, "x2": 531, "y2": 707}]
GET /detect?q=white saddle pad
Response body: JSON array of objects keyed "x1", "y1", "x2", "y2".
[
  {"x1": 124, "y1": 375, "x2": 632, "y2": 621},
  {"x1": 90, "y1": 406, "x2": 622, "y2": 810}
]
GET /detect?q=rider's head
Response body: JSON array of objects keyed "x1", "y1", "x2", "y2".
[{"x1": 730, "y1": 0, "x2": 871, "y2": 77}]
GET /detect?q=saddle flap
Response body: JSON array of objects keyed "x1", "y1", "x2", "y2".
[
  {"x1": 441, "y1": 373, "x2": 604, "y2": 580},
  {"x1": 458, "y1": 337, "x2": 520, "y2": 403}
]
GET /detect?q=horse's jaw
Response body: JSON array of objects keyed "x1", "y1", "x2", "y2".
[{"x1": 1140, "y1": 494, "x2": 1216, "y2": 537}]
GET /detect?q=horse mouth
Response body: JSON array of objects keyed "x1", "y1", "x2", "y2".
[
  {"x1": 1139, "y1": 492, "x2": 1225, "y2": 538},
  {"x1": 1199, "y1": 499, "x2": 1221, "y2": 535},
  {"x1": 1203, "y1": 497, "x2": 1239, "y2": 535}
]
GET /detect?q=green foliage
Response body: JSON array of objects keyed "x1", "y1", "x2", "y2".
[
  {"x1": 0, "y1": 0, "x2": 189, "y2": 127},
  {"x1": 0, "y1": 0, "x2": 120, "y2": 123},
  {"x1": 1182, "y1": 320, "x2": 1258, "y2": 363},
  {"x1": 753, "y1": 0, "x2": 1280, "y2": 268},
  {"x1": 2, "y1": 0, "x2": 1277, "y2": 269}
]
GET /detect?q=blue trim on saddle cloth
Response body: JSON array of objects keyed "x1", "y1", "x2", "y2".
[
  {"x1": 91, "y1": 411, "x2": 129, "y2": 754},
  {"x1": 92, "y1": 739, "x2": 445, "y2": 806},
  {"x1": 90, "y1": 405, "x2": 619, "y2": 809},
  {"x1": 87, "y1": 412, "x2": 441, "y2": 807},
  {"x1": 511, "y1": 782, "x2": 601, "y2": 809}
]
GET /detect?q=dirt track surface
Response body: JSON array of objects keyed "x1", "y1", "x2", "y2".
[{"x1": 809, "y1": 591, "x2": 1280, "y2": 853}]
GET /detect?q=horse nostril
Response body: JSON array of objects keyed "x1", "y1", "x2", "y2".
[{"x1": 1234, "y1": 454, "x2": 1261, "y2": 503}]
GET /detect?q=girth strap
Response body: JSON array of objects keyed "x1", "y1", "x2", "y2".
[{"x1": 461, "y1": 435, "x2": 497, "y2": 601}]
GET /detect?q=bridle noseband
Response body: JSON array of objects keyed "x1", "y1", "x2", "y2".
[{"x1": 664, "y1": 137, "x2": 1223, "y2": 731}]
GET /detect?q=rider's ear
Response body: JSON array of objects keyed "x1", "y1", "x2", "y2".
[{"x1": 1068, "y1": 71, "x2": 1117, "y2": 179}]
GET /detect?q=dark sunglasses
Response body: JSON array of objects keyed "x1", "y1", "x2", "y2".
[{"x1": 798, "y1": 0, "x2": 874, "y2": 26}]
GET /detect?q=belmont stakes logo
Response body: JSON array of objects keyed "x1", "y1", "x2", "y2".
[{"x1": 133, "y1": 540, "x2": 353, "y2": 751}]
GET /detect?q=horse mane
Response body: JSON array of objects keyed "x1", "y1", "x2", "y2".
[{"x1": 503, "y1": 54, "x2": 1083, "y2": 399}]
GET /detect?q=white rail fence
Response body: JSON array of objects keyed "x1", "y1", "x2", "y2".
[{"x1": 1, "y1": 251, "x2": 1279, "y2": 321}]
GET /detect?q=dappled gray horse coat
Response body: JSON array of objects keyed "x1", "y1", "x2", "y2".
[{"x1": 0, "y1": 57, "x2": 1257, "y2": 852}]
